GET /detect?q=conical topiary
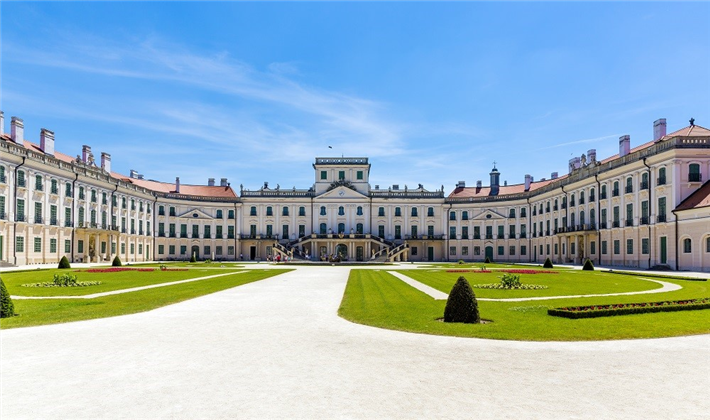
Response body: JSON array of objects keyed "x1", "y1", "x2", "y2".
[
  {"x1": 58, "y1": 256, "x2": 71, "y2": 269},
  {"x1": 190, "y1": 253, "x2": 197, "y2": 263},
  {"x1": 484, "y1": 257, "x2": 491, "y2": 264},
  {"x1": 444, "y1": 276, "x2": 480, "y2": 324},
  {"x1": 582, "y1": 258, "x2": 594, "y2": 271},
  {"x1": 112, "y1": 256, "x2": 123, "y2": 267},
  {"x1": 543, "y1": 258, "x2": 553, "y2": 269},
  {"x1": 1, "y1": 277, "x2": 15, "y2": 318}
]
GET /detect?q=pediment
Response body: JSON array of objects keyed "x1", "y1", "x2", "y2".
[
  {"x1": 472, "y1": 209, "x2": 506, "y2": 220},
  {"x1": 316, "y1": 186, "x2": 368, "y2": 200},
  {"x1": 177, "y1": 208, "x2": 214, "y2": 220}
]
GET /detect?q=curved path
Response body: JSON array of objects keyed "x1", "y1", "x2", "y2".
[
  {"x1": 387, "y1": 271, "x2": 683, "y2": 301},
  {"x1": 2, "y1": 266, "x2": 708, "y2": 419}
]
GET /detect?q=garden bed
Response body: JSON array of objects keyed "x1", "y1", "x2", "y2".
[{"x1": 548, "y1": 298, "x2": 710, "y2": 319}]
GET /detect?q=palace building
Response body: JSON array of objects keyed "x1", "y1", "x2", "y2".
[{"x1": 1, "y1": 111, "x2": 709, "y2": 271}]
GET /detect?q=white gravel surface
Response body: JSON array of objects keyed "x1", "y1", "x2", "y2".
[{"x1": 2, "y1": 265, "x2": 708, "y2": 420}]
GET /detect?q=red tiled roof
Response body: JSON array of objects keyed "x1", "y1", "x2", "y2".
[
  {"x1": 2, "y1": 136, "x2": 237, "y2": 198},
  {"x1": 662, "y1": 124, "x2": 710, "y2": 139},
  {"x1": 675, "y1": 181, "x2": 710, "y2": 211},
  {"x1": 447, "y1": 177, "x2": 562, "y2": 199}
]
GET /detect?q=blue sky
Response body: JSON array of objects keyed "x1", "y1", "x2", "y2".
[{"x1": 2, "y1": 2, "x2": 708, "y2": 193}]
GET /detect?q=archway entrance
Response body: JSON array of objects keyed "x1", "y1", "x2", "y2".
[
  {"x1": 191, "y1": 245, "x2": 199, "y2": 260},
  {"x1": 335, "y1": 244, "x2": 348, "y2": 261},
  {"x1": 485, "y1": 246, "x2": 494, "y2": 261}
]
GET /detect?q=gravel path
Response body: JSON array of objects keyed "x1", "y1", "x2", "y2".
[
  {"x1": 387, "y1": 271, "x2": 683, "y2": 301},
  {"x1": 1, "y1": 266, "x2": 708, "y2": 419}
]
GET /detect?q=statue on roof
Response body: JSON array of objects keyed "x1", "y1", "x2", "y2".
[
  {"x1": 87, "y1": 152, "x2": 96, "y2": 166},
  {"x1": 580, "y1": 153, "x2": 587, "y2": 167}
]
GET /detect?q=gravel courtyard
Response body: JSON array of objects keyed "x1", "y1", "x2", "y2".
[{"x1": 2, "y1": 266, "x2": 708, "y2": 419}]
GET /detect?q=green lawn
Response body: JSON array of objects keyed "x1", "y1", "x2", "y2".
[
  {"x1": 1, "y1": 269, "x2": 289, "y2": 329},
  {"x1": 400, "y1": 269, "x2": 662, "y2": 298},
  {"x1": 3, "y1": 268, "x2": 243, "y2": 297},
  {"x1": 338, "y1": 269, "x2": 710, "y2": 341}
]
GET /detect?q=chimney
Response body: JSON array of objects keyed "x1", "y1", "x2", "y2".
[
  {"x1": 476, "y1": 180, "x2": 482, "y2": 188},
  {"x1": 619, "y1": 135, "x2": 630, "y2": 157},
  {"x1": 101, "y1": 153, "x2": 111, "y2": 173},
  {"x1": 175, "y1": 177, "x2": 180, "y2": 193},
  {"x1": 456, "y1": 181, "x2": 466, "y2": 188},
  {"x1": 587, "y1": 149, "x2": 596, "y2": 164},
  {"x1": 392, "y1": 184, "x2": 399, "y2": 190},
  {"x1": 489, "y1": 166, "x2": 500, "y2": 196},
  {"x1": 129, "y1": 169, "x2": 139, "y2": 179},
  {"x1": 40, "y1": 128, "x2": 55, "y2": 155},
  {"x1": 82, "y1": 145, "x2": 91, "y2": 163},
  {"x1": 220, "y1": 178, "x2": 228, "y2": 187},
  {"x1": 653, "y1": 118, "x2": 667, "y2": 141},
  {"x1": 0, "y1": 111, "x2": 4, "y2": 135},
  {"x1": 524, "y1": 174, "x2": 533, "y2": 191},
  {"x1": 11, "y1": 116, "x2": 24, "y2": 145},
  {"x1": 375, "y1": 185, "x2": 379, "y2": 190},
  {"x1": 569, "y1": 157, "x2": 581, "y2": 173},
  {"x1": 551, "y1": 172, "x2": 558, "y2": 179},
  {"x1": 504, "y1": 180, "x2": 507, "y2": 186},
  {"x1": 208, "y1": 178, "x2": 215, "y2": 186}
]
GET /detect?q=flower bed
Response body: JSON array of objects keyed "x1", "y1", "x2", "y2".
[
  {"x1": 548, "y1": 297, "x2": 710, "y2": 319},
  {"x1": 83, "y1": 268, "x2": 155, "y2": 273},
  {"x1": 472, "y1": 283, "x2": 548, "y2": 290},
  {"x1": 446, "y1": 270, "x2": 492, "y2": 273},
  {"x1": 501, "y1": 269, "x2": 557, "y2": 275},
  {"x1": 22, "y1": 273, "x2": 102, "y2": 288},
  {"x1": 160, "y1": 265, "x2": 189, "y2": 272}
]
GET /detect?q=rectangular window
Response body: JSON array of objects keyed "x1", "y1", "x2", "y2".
[
  {"x1": 394, "y1": 225, "x2": 401, "y2": 240},
  {"x1": 356, "y1": 170, "x2": 363, "y2": 180},
  {"x1": 613, "y1": 240, "x2": 620, "y2": 255},
  {"x1": 411, "y1": 246, "x2": 418, "y2": 256},
  {"x1": 192, "y1": 225, "x2": 199, "y2": 238},
  {"x1": 642, "y1": 238, "x2": 649, "y2": 255},
  {"x1": 602, "y1": 241, "x2": 607, "y2": 255},
  {"x1": 449, "y1": 246, "x2": 456, "y2": 256},
  {"x1": 34, "y1": 237, "x2": 42, "y2": 252},
  {"x1": 16, "y1": 236, "x2": 24, "y2": 252},
  {"x1": 509, "y1": 246, "x2": 516, "y2": 256},
  {"x1": 554, "y1": 243, "x2": 559, "y2": 255},
  {"x1": 497, "y1": 225, "x2": 504, "y2": 239},
  {"x1": 121, "y1": 243, "x2": 126, "y2": 254},
  {"x1": 658, "y1": 197, "x2": 667, "y2": 221},
  {"x1": 216, "y1": 246, "x2": 223, "y2": 255},
  {"x1": 509, "y1": 225, "x2": 516, "y2": 238},
  {"x1": 626, "y1": 239, "x2": 633, "y2": 255},
  {"x1": 462, "y1": 246, "x2": 469, "y2": 256},
  {"x1": 320, "y1": 171, "x2": 327, "y2": 180},
  {"x1": 50, "y1": 238, "x2": 57, "y2": 253},
  {"x1": 204, "y1": 246, "x2": 211, "y2": 256},
  {"x1": 111, "y1": 242, "x2": 116, "y2": 254},
  {"x1": 65, "y1": 239, "x2": 71, "y2": 253},
  {"x1": 282, "y1": 224, "x2": 289, "y2": 239},
  {"x1": 169, "y1": 245, "x2": 176, "y2": 255},
  {"x1": 228, "y1": 246, "x2": 235, "y2": 256},
  {"x1": 158, "y1": 245, "x2": 164, "y2": 255},
  {"x1": 78, "y1": 240, "x2": 84, "y2": 253},
  {"x1": 50, "y1": 205, "x2": 58, "y2": 224},
  {"x1": 474, "y1": 246, "x2": 481, "y2": 256},
  {"x1": 204, "y1": 225, "x2": 211, "y2": 238},
  {"x1": 427, "y1": 225, "x2": 434, "y2": 236},
  {"x1": 497, "y1": 246, "x2": 504, "y2": 256},
  {"x1": 473, "y1": 226, "x2": 480, "y2": 239},
  {"x1": 590, "y1": 241, "x2": 596, "y2": 255},
  {"x1": 130, "y1": 243, "x2": 135, "y2": 254},
  {"x1": 449, "y1": 226, "x2": 456, "y2": 238},
  {"x1": 338, "y1": 171, "x2": 345, "y2": 180},
  {"x1": 228, "y1": 226, "x2": 235, "y2": 239},
  {"x1": 180, "y1": 245, "x2": 187, "y2": 255}
]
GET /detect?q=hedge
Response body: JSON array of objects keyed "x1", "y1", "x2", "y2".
[
  {"x1": 0, "y1": 277, "x2": 15, "y2": 318},
  {"x1": 548, "y1": 298, "x2": 710, "y2": 319},
  {"x1": 58, "y1": 256, "x2": 71, "y2": 269}
]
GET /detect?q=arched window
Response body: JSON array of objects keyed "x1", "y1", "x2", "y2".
[
  {"x1": 589, "y1": 187, "x2": 595, "y2": 201},
  {"x1": 580, "y1": 211, "x2": 585, "y2": 225},
  {"x1": 338, "y1": 223, "x2": 345, "y2": 233},
  {"x1": 282, "y1": 206, "x2": 289, "y2": 216},
  {"x1": 641, "y1": 173, "x2": 649, "y2": 189},
  {"x1": 449, "y1": 211, "x2": 456, "y2": 221},
  {"x1": 378, "y1": 207, "x2": 385, "y2": 217},
  {"x1": 658, "y1": 167, "x2": 667, "y2": 185},
  {"x1": 590, "y1": 209, "x2": 596, "y2": 226},
  {"x1": 626, "y1": 177, "x2": 633, "y2": 193},
  {"x1": 689, "y1": 163, "x2": 701, "y2": 182},
  {"x1": 299, "y1": 206, "x2": 306, "y2": 216},
  {"x1": 427, "y1": 207, "x2": 434, "y2": 217},
  {"x1": 613, "y1": 181, "x2": 619, "y2": 196},
  {"x1": 338, "y1": 206, "x2": 345, "y2": 216},
  {"x1": 394, "y1": 207, "x2": 402, "y2": 217},
  {"x1": 250, "y1": 206, "x2": 257, "y2": 216},
  {"x1": 411, "y1": 207, "x2": 418, "y2": 217},
  {"x1": 570, "y1": 212, "x2": 576, "y2": 226},
  {"x1": 462, "y1": 211, "x2": 469, "y2": 220},
  {"x1": 356, "y1": 223, "x2": 363, "y2": 234},
  {"x1": 357, "y1": 206, "x2": 363, "y2": 216},
  {"x1": 570, "y1": 193, "x2": 575, "y2": 206},
  {"x1": 509, "y1": 208, "x2": 516, "y2": 218},
  {"x1": 601, "y1": 185, "x2": 607, "y2": 199},
  {"x1": 683, "y1": 238, "x2": 692, "y2": 253},
  {"x1": 319, "y1": 223, "x2": 327, "y2": 234},
  {"x1": 266, "y1": 206, "x2": 273, "y2": 216},
  {"x1": 706, "y1": 237, "x2": 710, "y2": 252},
  {"x1": 320, "y1": 206, "x2": 326, "y2": 216}
]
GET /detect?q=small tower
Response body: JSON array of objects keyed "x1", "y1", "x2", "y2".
[{"x1": 490, "y1": 163, "x2": 500, "y2": 196}]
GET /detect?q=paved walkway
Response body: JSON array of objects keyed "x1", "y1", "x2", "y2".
[
  {"x1": 1, "y1": 266, "x2": 708, "y2": 419},
  {"x1": 387, "y1": 271, "x2": 683, "y2": 301}
]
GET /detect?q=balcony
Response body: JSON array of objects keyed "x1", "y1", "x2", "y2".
[
  {"x1": 227, "y1": 234, "x2": 235, "y2": 239},
  {"x1": 191, "y1": 234, "x2": 199, "y2": 239},
  {"x1": 625, "y1": 186, "x2": 633, "y2": 194},
  {"x1": 570, "y1": 201, "x2": 575, "y2": 207},
  {"x1": 612, "y1": 221, "x2": 620, "y2": 228},
  {"x1": 62, "y1": 220, "x2": 72, "y2": 227},
  {"x1": 473, "y1": 234, "x2": 481, "y2": 240},
  {"x1": 553, "y1": 205, "x2": 558, "y2": 211},
  {"x1": 139, "y1": 230, "x2": 144, "y2": 235},
  {"x1": 169, "y1": 233, "x2": 176, "y2": 238},
  {"x1": 600, "y1": 192, "x2": 607, "y2": 200},
  {"x1": 121, "y1": 228, "x2": 127, "y2": 234},
  {"x1": 158, "y1": 232, "x2": 166, "y2": 237},
  {"x1": 228, "y1": 215, "x2": 235, "y2": 220},
  {"x1": 131, "y1": 229, "x2": 136, "y2": 234},
  {"x1": 18, "y1": 179, "x2": 26, "y2": 188},
  {"x1": 641, "y1": 181, "x2": 649, "y2": 190},
  {"x1": 599, "y1": 222, "x2": 607, "y2": 229},
  {"x1": 519, "y1": 233, "x2": 526, "y2": 239},
  {"x1": 0, "y1": 212, "x2": 6, "y2": 220},
  {"x1": 34, "y1": 216, "x2": 43, "y2": 224},
  {"x1": 545, "y1": 230, "x2": 550, "y2": 236},
  {"x1": 640, "y1": 216, "x2": 649, "y2": 225},
  {"x1": 657, "y1": 176, "x2": 666, "y2": 185},
  {"x1": 169, "y1": 211, "x2": 176, "y2": 217},
  {"x1": 180, "y1": 233, "x2": 188, "y2": 238},
  {"x1": 508, "y1": 214, "x2": 516, "y2": 219},
  {"x1": 159, "y1": 210, "x2": 165, "y2": 216},
  {"x1": 532, "y1": 209, "x2": 537, "y2": 216},
  {"x1": 657, "y1": 214, "x2": 667, "y2": 223},
  {"x1": 689, "y1": 173, "x2": 702, "y2": 182},
  {"x1": 461, "y1": 235, "x2": 469, "y2": 240},
  {"x1": 50, "y1": 218, "x2": 58, "y2": 226},
  {"x1": 51, "y1": 188, "x2": 59, "y2": 195},
  {"x1": 485, "y1": 234, "x2": 493, "y2": 240},
  {"x1": 35, "y1": 184, "x2": 43, "y2": 192},
  {"x1": 612, "y1": 189, "x2": 620, "y2": 197},
  {"x1": 579, "y1": 198, "x2": 585, "y2": 205},
  {"x1": 561, "y1": 203, "x2": 567, "y2": 209},
  {"x1": 625, "y1": 219, "x2": 634, "y2": 227}
]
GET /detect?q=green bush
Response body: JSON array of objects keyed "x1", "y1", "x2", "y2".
[
  {"x1": 484, "y1": 257, "x2": 491, "y2": 264},
  {"x1": 543, "y1": 258, "x2": 553, "y2": 269},
  {"x1": 0, "y1": 277, "x2": 15, "y2": 318},
  {"x1": 458, "y1": 260, "x2": 465, "y2": 265},
  {"x1": 58, "y1": 256, "x2": 71, "y2": 269},
  {"x1": 204, "y1": 259, "x2": 212, "y2": 264},
  {"x1": 548, "y1": 298, "x2": 710, "y2": 319},
  {"x1": 582, "y1": 258, "x2": 594, "y2": 271},
  {"x1": 444, "y1": 276, "x2": 480, "y2": 324},
  {"x1": 499, "y1": 273, "x2": 521, "y2": 288},
  {"x1": 190, "y1": 253, "x2": 197, "y2": 263},
  {"x1": 112, "y1": 256, "x2": 122, "y2": 267},
  {"x1": 53, "y1": 274, "x2": 79, "y2": 287}
]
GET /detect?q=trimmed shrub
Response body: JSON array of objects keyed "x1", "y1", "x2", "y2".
[
  {"x1": 112, "y1": 256, "x2": 123, "y2": 267},
  {"x1": 548, "y1": 298, "x2": 710, "y2": 319},
  {"x1": 543, "y1": 258, "x2": 553, "y2": 269},
  {"x1": 458, "y1": 260, "x2": 465, "y2": 265},
  {"x1": 190, "y1": 253, "x2": 197, "y2": 263},
  {"x1": 1, "y1": 277, "x2": 15, "y2": 318},
  {"x1": 444, "y1": 276, "x2": 480, "y2": 324},
  {"x1": 582, "y1": 258, "x2": 594, "y2": 271},
  {"x1": 58, "y1": 256, "x2": 71, "y2": 269},
  {"x1": 484, "y1": 257, "x2": 491, "y2": 264}
]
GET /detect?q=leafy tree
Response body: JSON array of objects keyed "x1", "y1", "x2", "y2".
[
  {"x1": 58, "y1": 256, "x2": 71, "y2": 269},
  {"x1": 444, "y1": 276, "x2": 480, "y2": 324}
]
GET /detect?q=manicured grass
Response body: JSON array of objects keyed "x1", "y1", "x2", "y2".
[
  {"x1": 417, "y1": 262, "x2": 574, "y2": 270},
  {"x1": 3, "y1": 268, "x2": 241, "y2": 297},
  {"x1": 338, "y1": 269, "x2": 710, "y2": 341},
  {"x1": 400, "y1": 269, "x2": 661, "y2": 299},
  {"x1": 1, "y1": 269, "x2": 290, "y2": 329}
]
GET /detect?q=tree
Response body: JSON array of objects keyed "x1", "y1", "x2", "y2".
[
  {"x1": 444, "y1": 276, "x2": 480, "y2": 324},
  {"x1": 543, "y1": 258, "x2": 553, "y2": 269},
  {"x1": 112, "y1": 256, "x2": 123, "y2": 267},
  {"x1": 1, "y1": 277, "x2": 15, "y2": 318},
  {"x1": 58, "y1": 256, "x2": 71, "y2": 269},
  {"x1": 583, "y1": 258, "x2": 595, "y2": 271}
]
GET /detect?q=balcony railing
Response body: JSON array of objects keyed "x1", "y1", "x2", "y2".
[
  {"x1": 461, "y1": 235, "x2": 469, "y2": 240},
  {"x1": 50, "y1": 218, "x2": 58, "y2": 226},
  {"x1": 34, "y1": 216, "x2": 43, "y2": 224},
  {"x1": 640, "y1": 216, "x2": 649, "y2": 225},
  {"x1": 612, "y1": 221, "x2": 620, "y2": 228},
  {"x1": 625, "y1": 186, "x2": 633, "y2": 194},
  {"x1": 158, "y1": 232, "x2": 165, "y2": 237},
  {"x1": 180, "y1": 233, "x2": 188, "y2": 238},
  {"x1": 227, "y1": 234, "x2": 235, "y2": 239},
  {"x1": 553, "y1": 205, "x2": 558, "y2": 211},
  {"x1": 600, "y1": 192, "x2": 607, "y2": 200},
  {"x1": 51, "y1": 188, "x2": 59, "y2": 195},
  {"x1": 18, "y1": 179, "x2": 26, "y2": 188},
  {"x1": 657, "y1": 176, "x2": 666, "y2": 185},
  {"x1": 545, "y1": 230, "x2": 550, "y2": 236},
  {"x1": 589, "y1": 195, "x2": 595, "y2": 202},
  {"x1": 65, "y1": 220, "x2": 72, "y2": 227},
  {"x1": 612, "y1": 189, "x2": 620, "y2": 197},
  {"x1": 599, "y1": 222, "x2": 607, "y2": 229},
  {"x1": 561, "y1": 203, "x2": 567, "y2": 209},
  {"x1": 485, "y1": 234, "x2": 493, "y2": 240},
  {"x1": 641, "y1": 181, "x2": 649, "y2": 190},
  {"x1": 689, "y1": 173, "x2": 702, "y2": 182},
  {"x1": 35, "y1": 184, "x2": 43, "y2": 191},
  {"x1": 473, "y1": 234, "x2": 481, "y2": 239},
  {"x1": 625, "y1": 219, "x2": 634, "y2": 227},
  {"x1": 519, "y1": 233, "x2": 526, "y2": 238},
  {"x1": 0, "y1": 212, "x2": 7, "y2": 220},
  {"x1": 657, "y1": 214, "x2": 667, "y2": 223}
]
